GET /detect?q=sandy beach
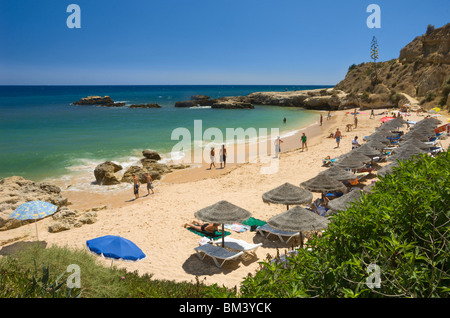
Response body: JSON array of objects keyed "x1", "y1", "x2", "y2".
[{"x1": 1, "y1": 108, "x2": 449, "y2": 290}]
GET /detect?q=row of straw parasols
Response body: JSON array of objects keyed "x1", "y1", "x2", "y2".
[{"x1": 192, "y1": 116, "x2": 442, "y2": 251}]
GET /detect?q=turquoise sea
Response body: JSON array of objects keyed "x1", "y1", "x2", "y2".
[{"x1": 0, "y1": 85, "x2": 331, "y2": 183}]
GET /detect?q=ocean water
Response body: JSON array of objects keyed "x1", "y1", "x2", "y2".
[{"x1": 0, "y1": 85, "x2": 331, "y2": 183}]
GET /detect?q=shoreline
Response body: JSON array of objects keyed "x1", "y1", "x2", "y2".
[
  {"x1": 59, "y1": 109, "x2": 331, "y2": 208},
  {"x1": 2, "y1": 107, "x2": 449, "y2": 290}
]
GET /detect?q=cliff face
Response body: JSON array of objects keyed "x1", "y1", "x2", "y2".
[{"x1": 335, "y1": 23, "x2": 450, "y2": 109}]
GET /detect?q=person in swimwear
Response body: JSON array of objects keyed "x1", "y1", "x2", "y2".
[
  {"x1": 184, "y1": 220, "x2": 221, "y2": 234},
  {"x1": 209, "y1": 147, "x2": 216, "y2": 170},
  {"x1": 133, "y1": 175, "x2": 140, "y2": 199},
  {"x1": 146, "y1": 173, "x2": 154, "y2": 195},
  {"x1": 219, "y1": 144, "x2": 227, "y2": 169}
]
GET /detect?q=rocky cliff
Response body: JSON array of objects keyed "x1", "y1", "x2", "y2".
[
  {"x1": 218, "y1": 23, "x2": 450, "y2": 111},
  {"x1": 335, "y1": 23, "x2": 450, "y2": 109}
]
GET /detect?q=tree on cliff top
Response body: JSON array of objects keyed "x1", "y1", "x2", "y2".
[{"x1": 370, "y1": 36, "x2": 380, "y2": 86}]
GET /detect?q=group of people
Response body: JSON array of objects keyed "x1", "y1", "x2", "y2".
[
  {"x1": 132, "y1": 173, "x2": 154, "y2": 200},
  {"x1": 209, "y1": 144, "x2": 227, "y2": 169}
]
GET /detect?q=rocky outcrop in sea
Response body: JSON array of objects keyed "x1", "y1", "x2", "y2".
[
  {"x1": 73, "y1": 95, "x2": 126, "y2": 107},
  {"x1": 94, "y1": 150, "x2": 189, "y2": 186}
]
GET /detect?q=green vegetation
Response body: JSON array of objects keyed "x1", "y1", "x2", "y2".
[
  {"x1": 1, "y1": 153, "x2": 449, "y2": 298},
  {"x1": 439, "y1": 78, "x2": 450, "y2": 107},
  {"x1": 0, "y1": 245, "x2": 233, "y2": 298},
  {"x1": 370, "y1": 36, "x2": 380, "y2": 86},
  {"x1": 240, "y1": 152, "x2": 450, "y2": 298}
]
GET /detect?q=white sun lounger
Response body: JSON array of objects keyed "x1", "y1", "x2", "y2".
[
  {"x1": 256, "y1": 224, "x2": 300, "y2": 243},
  {"x1": 194, "y1": 244, "x2": 244, "y2": 268},
  {"x1": 213, "y1": 237, "x2": 262, "y2": 255}
]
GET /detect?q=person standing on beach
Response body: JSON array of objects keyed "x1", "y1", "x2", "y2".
[
  {"x1": 209, "y1": 147, "x2": 216, "y2": 169},
  {"x1": 327, "y1": 111, "x2": 331, "y2": 121},
  {"x1": 354, "y1": 116, "x2": 358, "y2": 129},
  {"x1": 320, "y1": 114, "x2": 323, "y2": 126},
  {"x1": 335, "y1": 128, "x2": 342, "y2": 148},
  {"x1": 146, "y1": 173, "x2": 154, "y2": 195},
  {"x1": 275, "y1": 136, "x2": 283, "y2": 158},
  {"x1": 219, "y1": 144, "x2": 227, "y2": 169},
  {"x1": 301, "y1": 132, "x2": 308, "y2": 152},
  {"x1": 133, "y1": 175, "x2": 140, "y2": 199},
  {"x1": 370, "y1": 109, "x2": 375, "y2": 119}
]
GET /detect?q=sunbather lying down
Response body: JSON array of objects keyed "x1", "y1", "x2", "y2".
[
  {"x1": 323, "y1": 155, "x2": 337, "y2": 165},
  {"x1": 184, "y1": 220, "x2": 221, "y2": 234}
]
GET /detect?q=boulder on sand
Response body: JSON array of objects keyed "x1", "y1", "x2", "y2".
[
  {"x1": 94, "y1": 161, "x2": 123, "y2": 185},
  {"x1": 0, "y1": 176, "x2": 69, "y2": 231}
]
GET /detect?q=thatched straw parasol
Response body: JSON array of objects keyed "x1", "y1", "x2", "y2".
[
  {"x1": 341, "y1": 150, "x2": 372, "y2": 162},
  {"x1": 327, "y1": 189, "x2": 363, "y2": 212},
  {"x1": 334, "y1": 155, "x2": 366, "y2": 170},
  {"x1": 400, "y1": 132, "x2": 431, "y2": 142},
  {"x1": 363, "y1": 183, "x2": 376, "y2": 193},
  {"x1": 398, "y1": 138, "x2": 432, "y2": 150},
  {"x1": 392, "y1": 143, "x2": 425, "y2": 155},
  {"x1": 354, "y1": 144, "x2": 381, "y2": 158},
  {"x1": 377, "y1": 162, "x2": 400, "y2": 177},
  {"x1": 364, "y1": 134, "x2": 391, "y2": 144},
  {"x1": 262, "y1": 182, "x2": 313, "y2": 210},
  {"x1": 300, "y1": 174, "x2": 347, "y2": 193},
  {"x1": 365, "y1": 140, "x2": 389, "y2": 150},
  {"x1": 420, "y1": 117, "x2": 441, "y2": 125},
  {"x1": 387, "y1": 149, "x2": 423, "y2": 162},
  {"x1": 318, "y1": 166, "x2": 356, "y2": 181},
  {"x1": 194, "y1": 200, "x2": 251, "y2": 247},
  {"x1": 267, "y1": 206, "x2": 330, "y2": 246}
]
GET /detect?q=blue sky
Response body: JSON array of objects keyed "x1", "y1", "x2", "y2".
[{"x1": 0, "y1": 0, "x2": 448, "y2": 85}]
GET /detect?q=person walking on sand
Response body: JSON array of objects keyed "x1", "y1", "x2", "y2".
[
  {"x1": 146, "y1": 173, "x2": 154, "y2": 195},
  {"x1": 320, "y1": 114, "x2": 323, "y2": 126},
  {"x1": 275, "y1": 136, "x2": 283, "y2": 158},
  {"x1": 133, "y1": 175, "x2": 140, "y2": 199},
  {"x1": 219, "y1": 144, "x2": 227, "y2": 169},
  {"x1": 327, "y1": 111, "x2": 331, "y2": 121},
  {"x1": 335, "y1": 128, "x2": 342, "y2": 148},
  {"x1": 301, "y1": 132, "x2": 308, "y2": 152},
  {"x1": 370, "y1": 108, "x2": 375, "y2": 119},
  {"x1": 209, "y1": 147, "x2": 216, "y2": 169}
]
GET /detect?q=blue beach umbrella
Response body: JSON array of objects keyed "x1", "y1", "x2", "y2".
[
  {"x1": 10, "y1": 200, "x2": 58, "y2": 240},
  {"x1": 86, "y1": 235, "x2": 146, "y2": 264}
]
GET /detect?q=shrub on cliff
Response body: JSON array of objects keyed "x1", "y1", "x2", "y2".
[{"x1": 240, "y1": 152, "x2": 450, "y2": 298}]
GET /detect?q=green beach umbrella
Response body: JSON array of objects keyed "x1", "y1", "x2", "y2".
[{"x1": 10, "y1": 200, "x2": 58, "y2": 240}]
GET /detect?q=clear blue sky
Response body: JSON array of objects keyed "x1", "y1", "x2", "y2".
[{"x1": 0, "y1": 0, "x2": 448, "y2": 85}]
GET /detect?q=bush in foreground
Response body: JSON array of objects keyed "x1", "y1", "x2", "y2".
[
  {"x1": 0, "y1": 244, "x2": 233, "y2": 298},
  {"x1": 240, "y1": 152, "x2": 450, "y2": 297}
]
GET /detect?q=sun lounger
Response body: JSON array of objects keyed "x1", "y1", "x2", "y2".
[
  {"x1": 213, "y1": 237, "x2": 262, "y2": 256},
  {"x1": 194, "y1": 244, "x2": 244, "y2": 268},
  {"x1": 256, "y1": 224, "x2": 300, "y2": 243}
]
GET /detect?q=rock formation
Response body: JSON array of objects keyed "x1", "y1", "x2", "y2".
[
  {"x1": 93, "y1": 161, "x2": 123, "y2": 185},
  {"x1": 175, "y1": 95, "x2": 254, "y2": 109},
  {"x1": 129, "y1": 103, "x2": 162, "y2": 108},
  {"x1": 48, "y1": 206, "x2": 99, "y2": 233},
  {"x1": 73, "y1": 96, "x2": 126, "y2": 107},
  {"x1": 0, "y1": 176, "x2": 69, "y2": 231},
  {"x1": 335, "y1": 23, "x2": 450, "y2": 109},
  {"x1": 142, "y1": 150, "x2": 161, "y2": 161}
]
